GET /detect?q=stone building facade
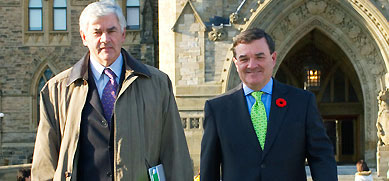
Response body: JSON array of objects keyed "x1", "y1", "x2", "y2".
[{"x1": 0, "y1": 0, "x2": 389, "y2": 178}]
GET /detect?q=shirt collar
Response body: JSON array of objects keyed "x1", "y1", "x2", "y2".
[
  {"x1": 89, "y1": 53, "x2": 123, "y2": 80},
  {"x1": 243, "y1": 78, "x2": 273, "y2": 96}
]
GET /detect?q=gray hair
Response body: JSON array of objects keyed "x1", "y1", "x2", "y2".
[{"x1": 79, "y1": 0, "x2": 126, "y2": 33}]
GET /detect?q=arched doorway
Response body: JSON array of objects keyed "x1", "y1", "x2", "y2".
[{"x1": 276, "y1": 29, "x2": 363, "y2": 164}]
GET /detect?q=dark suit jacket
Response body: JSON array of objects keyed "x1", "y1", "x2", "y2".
[{"x1": 200, "y1": 79, "x2": 337, "y2": 181}]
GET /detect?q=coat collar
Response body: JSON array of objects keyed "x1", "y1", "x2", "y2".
[{"x1": 66, "y1": 48, "x2": 151, "y2": 86}]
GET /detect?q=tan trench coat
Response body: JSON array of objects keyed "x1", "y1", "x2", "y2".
[{"x1": 31, "y1": 49, "x2": 193, "y2": 180}]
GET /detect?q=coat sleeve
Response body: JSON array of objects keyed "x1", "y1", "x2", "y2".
[
  {"x1": 200, "y1": 100, "x2": 221, "y2": 181},
  {"x1": 31, "y1": 84, "x2": 61, "y2": 180},
  {"x1": 159, "y1": 75, "x2": 194, "y2": 180},
  {"x1": 305, "y1": 92, "x2": 338, "y2": 180}
]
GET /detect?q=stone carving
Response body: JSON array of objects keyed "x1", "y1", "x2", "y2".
[
  {"x1": 348, "y1": 26, "x2": 361, "y2": 39},
  {"x1": 269, "y1": 0, "x2": 384, "y2": 76},
  {"x1": 326, "y1": 6, "x2": 344, "y2": 25},
  {"x1": 350, "y1": 0, "x2": 389, "y2": 45},
  {"x1": 208, "y1": 27, "x2": 227, "y2": 41},
  {"x1": 190, "y1": 118, "x2": 200, "y2": 129},
  {"x1": 306, "y1": 0, "x2": 327, "y2": 15},
  {"x1": 360, "y1": 38, "x2": 374, "y2": 56},
  {"x1": 288, "y1": 12, "x2": 301, "y2": 27},
  {"x1": 229, "y1": 12, "x2": 239, "y2": 24},
  {"x1": 369, "y1": 63, "x2": 384, "y2": 75},
  {"x1": 377, "y1": 89, "x2": 389, "y2": 146}
]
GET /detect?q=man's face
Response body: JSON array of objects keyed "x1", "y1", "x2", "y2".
[
  {"x1": 80, "y1": 13, "x2": 125, "y2": 67},
  {"x1": 233, "y1": 38, "x2": 277, "y2": 91}
]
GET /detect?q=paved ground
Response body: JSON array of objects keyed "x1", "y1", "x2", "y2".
[{"x1": 306, "y1": 165, "x2": 385, "y2": 181}]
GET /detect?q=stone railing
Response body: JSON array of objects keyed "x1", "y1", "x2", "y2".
[
  {"x1": 180, "y1": 113, "x2": 204, "y2": 172},
  {"x1": 181, "y1": 115, "x2": 204, "y2": 130},
  {"x1": 0, "y1": 163, "x2": 31, "y2": 181}
]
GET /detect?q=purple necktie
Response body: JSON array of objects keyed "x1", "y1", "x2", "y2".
[{"x1": 101, "y1": 68, "x2": 118, "y2": 123}]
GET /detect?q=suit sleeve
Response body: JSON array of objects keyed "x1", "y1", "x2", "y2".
[
  {"x1": 200, "y1": 101, "x2": 221, "y2": 181},
  {"x1": 159, "y1": 75, "x2": 194, "y2": 180},
  {"x1": 31, "y1": 84, "x2": 61, "y2": 180},
  {"x1": 305, "y1": 92, "x2": 338, "y2": 180}
]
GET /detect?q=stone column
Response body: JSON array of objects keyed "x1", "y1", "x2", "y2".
[
  {"x1": 159, "y1": 0, "x2": 177, "y2": 92},
  {"x1": 376, "y1": 88, "x2": 389, "y2": 177}
]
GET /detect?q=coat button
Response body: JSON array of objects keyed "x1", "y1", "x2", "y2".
[
  {"x1": 260, "y1": 164, "x2": 266, "y2": 168},
  {"x1": 101, "y1": 121, "x2": 108, "y2": 127},
  {"x1": 65, "y1": 171, "x2": 72, "y2": 178},
  {"x1": 106, "y1": 171, "x2": 112, "y2": 177}
]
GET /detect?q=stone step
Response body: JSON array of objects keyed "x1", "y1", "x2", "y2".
[{"x1": 306, "y1": 165, "x2": 384, "y2": 181}]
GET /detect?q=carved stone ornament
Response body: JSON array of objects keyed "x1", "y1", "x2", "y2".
[
  {"x1": 306, "y1": 0, "x2": 327, "y2": 15},
  {"x1": 208, "y1": 27, "x2": 227, "y2": 41},
  {"x1": 229, "y1": 12, "x2": 239, "y2": 24},
  {"x1": 377, "y1": 88, "x2": 389, "y2": 146},
  {"x1": 270, "y1": 0, "x2": 383, "y2": 77}
]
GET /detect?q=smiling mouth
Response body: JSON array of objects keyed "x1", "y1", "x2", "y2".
[{"x1": 246, "y1": 70, "x2": 262, "y2": 73}]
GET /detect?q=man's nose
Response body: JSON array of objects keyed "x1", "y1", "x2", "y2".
[
  {"x1": 247, "y1": 58, "x2": 256, "y2": 68},
  {"x1": 100, "y1": 32, "x2": 109, "y2": 43}
]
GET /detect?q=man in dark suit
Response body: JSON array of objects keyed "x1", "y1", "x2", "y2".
[{"x1": 200, "y1": 28, "x2": 337, "y2": 180}]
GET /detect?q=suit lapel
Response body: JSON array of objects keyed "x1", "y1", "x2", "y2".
[
  {"x1": 262, "y1": 80, "x2": 289, "y2": 159},
  {"x1": 231, "y1": 84, "x2": 263, "y2": 153},
  {"x1": 87, "y1": 70, "x2": 106, "y2": 120}
]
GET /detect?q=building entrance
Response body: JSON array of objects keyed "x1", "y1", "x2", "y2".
[
  {"x1": 323, "y1": 117, "x2": 359, "y2": 164},
  {"x1": 275, "y1": 29, "x2": 364, "y2": 164}
]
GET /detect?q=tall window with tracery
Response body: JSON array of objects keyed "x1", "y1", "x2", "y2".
[{"x1": 36, "y1": 67, "x2": 54, "y2": 125}]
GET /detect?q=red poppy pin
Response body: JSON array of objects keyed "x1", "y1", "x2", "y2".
[{"x1": 276, "y1": 98, "x2": 287, "y2": 107}]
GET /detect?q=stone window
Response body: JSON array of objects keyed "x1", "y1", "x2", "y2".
[
  {"x1": 126, "y1": 0, "x2": 140, "y2": 30},
  {"x1": 53, "y1": 0, "x2": 67, "y2": 31},
  {"x1": 28, "y1": 0, "x2": 43, "y2": 31}
]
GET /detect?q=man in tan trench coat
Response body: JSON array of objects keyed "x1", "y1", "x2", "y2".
[{"x1": 31, "y1": 1, "x2": 193, "y2": 180}]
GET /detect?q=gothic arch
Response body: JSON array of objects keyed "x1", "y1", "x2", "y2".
[
  {"x1": 30, "y1": 59, "x2": 59, "y2": 128},
  {"x1": 30, "y1": 59, "x2": 59, "y2": 96},
  {"x1": 221, "y1": 0, "x2": 388, "y2": 162}
]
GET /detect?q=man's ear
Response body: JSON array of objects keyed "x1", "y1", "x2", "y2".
[
  {"x1": 271, "y1": 51, "x2": 277, "y2": 66},
  {"x1": 121, "y1": 28, "x2": 126, "y2": 43},
  {"x1": 80, "y1": 30, "x2": 87, "y2": 46},
  {"x1": 232, "y1": 57, "x2": 239, "y2": 70}
]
